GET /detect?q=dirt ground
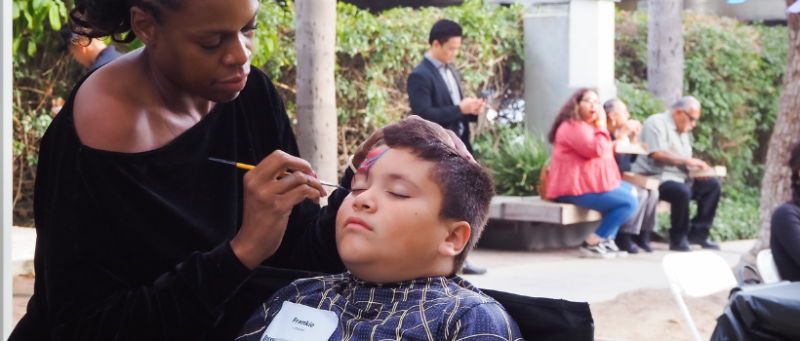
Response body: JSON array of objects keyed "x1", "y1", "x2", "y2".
[
  {"x1": 12, "y1": 277, "x2": 731, "y2": 340},
  {"x1": 592, "y1": 288, "x2": 730, "y2": 341}
]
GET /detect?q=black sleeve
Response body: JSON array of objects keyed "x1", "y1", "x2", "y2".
[
  {"x1": 266, "y1": 105, "x2": 348, "y2": 273},
  {"x1": 407, "y1": 71, "x2": 464, "y2": 126},
  {"x1": 11, "y1": 119, "x2": 255, "y2": 341},
  {"x1": 255, "y1": 74, "x2": 346, "y2": 274},
  {"x1": 771, "y1": 204, "x2": 800, "y2": 276}
]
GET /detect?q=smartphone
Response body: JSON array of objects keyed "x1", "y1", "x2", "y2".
[{"x1": 477, "y1": 90, "x2": 495, "y2": 99}]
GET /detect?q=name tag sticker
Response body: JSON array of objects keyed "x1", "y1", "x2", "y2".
[{"x1": 260, "y1": 301, "x2": 338, "y2": 341}]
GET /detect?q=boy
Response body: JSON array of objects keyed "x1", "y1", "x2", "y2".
[{"x1": 237, "y1": 118, "x2": 523, "y2": 340}]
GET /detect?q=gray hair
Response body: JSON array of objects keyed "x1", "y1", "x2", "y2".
[
  {"x1": 603, "y1": 98, "x2": 626, "y2": 115},
  {"x1": 670, "y1": 96, "x2": 701, "y2": 112}
]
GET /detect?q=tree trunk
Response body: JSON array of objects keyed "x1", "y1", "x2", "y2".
[
  {"x1": 647, "y1": 0, "x2": 684, "y2": 106},
  {"x1": 741, "y1": 0, "x2": 800, "y2": 266},
  {"x1": 295, "y1": 0, "x2": 338, "y2": 193}
]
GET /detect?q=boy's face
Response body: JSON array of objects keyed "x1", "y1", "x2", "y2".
[{"x1": 336, "y1": 147, "x2": 470, "y2": 283}]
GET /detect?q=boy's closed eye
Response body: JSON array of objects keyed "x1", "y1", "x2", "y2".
[{"x1": 349, "y1": 186, "x2": 412, "y2": 199}]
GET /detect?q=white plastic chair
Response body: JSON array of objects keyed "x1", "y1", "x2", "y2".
[
  {"x1": 663, "y1": 251, "x2": 737, "y2": 341},
  {"x1": 756, "y1": 249, "x2": 782, "y2": 284}
]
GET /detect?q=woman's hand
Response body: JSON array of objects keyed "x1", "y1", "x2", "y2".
[
  {"x1": 230, "y1": 151, "x2": 326, "y2": 270},
  {"x1": 595, "y1": 107, "x2": 608, "y2": 127},
  {"x1": 627, "y1": 120, "x2": 642, "y2": 139}
]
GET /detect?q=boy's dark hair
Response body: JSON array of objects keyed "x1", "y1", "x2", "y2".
[
  {"x1": 381, "y1": 118, "x2": 495, "y2": 274},
  {"x1": 429, "y1": 19, "x2": 463, "y2": 46}
]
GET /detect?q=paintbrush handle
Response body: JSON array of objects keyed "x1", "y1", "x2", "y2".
[{"x1": 211, "y1": 157, "x2": 348, "y2": 191}]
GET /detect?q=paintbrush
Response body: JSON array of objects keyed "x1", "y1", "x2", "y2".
[{"x1": 209, "y1": 157, "x2": 349, "y2": 192}]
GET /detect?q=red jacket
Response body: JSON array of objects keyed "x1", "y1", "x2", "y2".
[{"x1": 546, "y1": 120, "x2": 621, "y2": 198}]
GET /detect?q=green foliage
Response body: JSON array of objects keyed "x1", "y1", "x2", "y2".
[
  {"x1": 473, "y1": 124, "x2": 548, "y2": 196},
  {"x1": 250, "y1": 0, "x2": 525, "y2": 142},
  {"x1": 10, "y1": 0, "x2": 525, "y2": 225},
  {"x1": 615, "y1": 81, "x2": 665, "y2": 122},
  {"x1": 615, "y1": 11, "x2": 788, "y2": 190},
  {"x1": 616, "y1": 11, "x2": 782, "y2": 241},
  {"x1": 12, "y1": 0, "x2": 69, "y2": 60}
]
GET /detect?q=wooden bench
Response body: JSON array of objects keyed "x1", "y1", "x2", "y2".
[{"x1": 478, "y1": 196, "x2": 671, "y2": 251}]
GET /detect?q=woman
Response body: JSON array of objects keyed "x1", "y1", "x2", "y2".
[
  {"x1": 546, "y1": 89, "x2": 638, "y2": 259},
  {"x1": 8, "y1": 0, "x2": 407, "y2": 339},
  {"x1": 604, "y1": 98, "x2": 658, "y2": 253},
  {"x1": 770, "y1": 141, "x2": 800, "y2": 282}
]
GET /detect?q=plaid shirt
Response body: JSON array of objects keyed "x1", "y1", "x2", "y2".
[{"x1": 236, "y1": 273, "x2": 524, "y2": 341}]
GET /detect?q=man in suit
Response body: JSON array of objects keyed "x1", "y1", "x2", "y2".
[
  {"x1": 408, "y1": 19, "x2": 485, "y2": 154},
  {"x1": 408, "y1": 19, "x2": 487, "y2": 275}
]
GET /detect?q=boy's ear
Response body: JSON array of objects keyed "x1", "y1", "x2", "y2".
[{"x1": 439, "y1": 221, "x2": 471, "y2": 257}]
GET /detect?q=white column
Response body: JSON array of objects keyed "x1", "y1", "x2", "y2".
[
  {"x1": 1, "y1": 0, "x2": 14, "y2": 337},
  {"x1": 523, "y1": 11, "x2": 571, "y2": 138},
  {"x1": 568, "y1": 0, "x2": 617, "y2": 103}
]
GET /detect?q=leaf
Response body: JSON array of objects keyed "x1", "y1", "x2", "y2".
[
  {"x1": 23, "y1": 7, "x2": 34, "y2": 29},
  {"x1": 12, "y1": 38, "x2": 20, "y2": 56},
  {"x1": 27, "y1": 40, "x2": 36, "y2": 56},
  {"x1": 48, "y1": 4, "x2": 62, "y2": 31},
  {"x1": 32, "y1": 0, "x2": 46, "y2": 10},
  {"x1": 12, "y1": 1, "x2": 20, "y2": 19},
  {"x1": 58, "y1": 1, "x2": 68, "y2": 18}
]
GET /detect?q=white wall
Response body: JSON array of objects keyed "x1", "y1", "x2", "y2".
[
  {"x1": 524, "y1": 12, "x2": 571, "y2": 138},
  {"x1": 1, "y1": 0, "x2": 14, "y2": 337},
  {"x1": 568, "y1": 0, "x2": 617, "y2": 102},
  {"x1": 523, "y1": 0, "x2": 617, "y2": 139}
]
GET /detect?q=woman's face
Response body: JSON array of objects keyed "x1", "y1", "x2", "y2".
[
  {"x1": 578, "y1": 91, "x2": 600, "y2": 122},
  {"x1": 144, "y1": 0, "x2": 258, "y2": 103}
]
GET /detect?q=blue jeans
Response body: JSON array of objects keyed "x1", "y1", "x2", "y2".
[{"x1": 557, "y1": 182, "x2": 639, "y2": 239}]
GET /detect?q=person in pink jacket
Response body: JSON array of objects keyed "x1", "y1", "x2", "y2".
[{"x1": 546, "y1": 89, "x2": 638, "y2": 258}]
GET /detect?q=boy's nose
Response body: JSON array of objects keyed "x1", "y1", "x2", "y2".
[{"x1": 352, "y1": 191, "x2": 377, "y2": 212}]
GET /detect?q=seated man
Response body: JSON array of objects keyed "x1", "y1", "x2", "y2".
[
  {"x1": 632, "y1": 96, "x2": 721, "y2": 251},
  {"x1": 237, "y1": 118, "x2": 523, "y2": 340}
]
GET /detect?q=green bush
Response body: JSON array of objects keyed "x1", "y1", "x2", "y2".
[
  {"x1": 615, "y1": 10, "x2": 785, "y2": 241},
  {"x1": 11, "y1": 0, "x2": 525, "y2": 225},
  {"x1": 615, "y1": 11, "x2": 787, "y2": 190},
  {"x1": 615, "y1": 81, "x2": 665, "y2": 122},
  {"x1": 473, "y1": 124, "x2": 548, "y2": 196},
  {"x1": 254, "y1": 0, "x2": 525, "y2": 151}
]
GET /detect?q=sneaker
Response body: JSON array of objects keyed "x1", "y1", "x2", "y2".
[
  {"x1": 579, "y1": 241, "x2": 616, "y2": 259},
  {"x1": 603, "y1": 239, "x2": 629, "y2": 258}
]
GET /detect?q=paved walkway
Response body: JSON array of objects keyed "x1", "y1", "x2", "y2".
[{"x1": 463, "y1": 240, "x2": 755, "y2": 303}]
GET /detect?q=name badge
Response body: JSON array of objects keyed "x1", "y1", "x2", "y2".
[{"x1": 260, "y1": 301, "x2": 338, "y2": 341}]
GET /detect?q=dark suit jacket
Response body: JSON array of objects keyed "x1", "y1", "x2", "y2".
[{"x1": 407, "y1": 58, "x2": 477, "y2": 152}]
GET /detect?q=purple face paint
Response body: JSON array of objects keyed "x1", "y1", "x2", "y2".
[{"x1": 357, "y1": 147, "x2": 390, "y2": 180}]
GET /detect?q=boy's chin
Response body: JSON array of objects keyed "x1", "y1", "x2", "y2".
[{"x1": 337, "y1": 240, "x2": 376, "y2": 264}]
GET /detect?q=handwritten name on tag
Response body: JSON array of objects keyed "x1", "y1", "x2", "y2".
[{"x1": 260, "y1": 301, "x2": 338, "y2": 341}]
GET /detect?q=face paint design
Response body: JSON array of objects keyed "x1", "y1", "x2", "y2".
[{"x1": 357, "y1": 147, "x2": 391, "y2": 180}]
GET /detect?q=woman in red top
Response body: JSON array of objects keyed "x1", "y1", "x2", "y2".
[{"x1": 546, "y1": 89, "x2": 638, "y2": 258}]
